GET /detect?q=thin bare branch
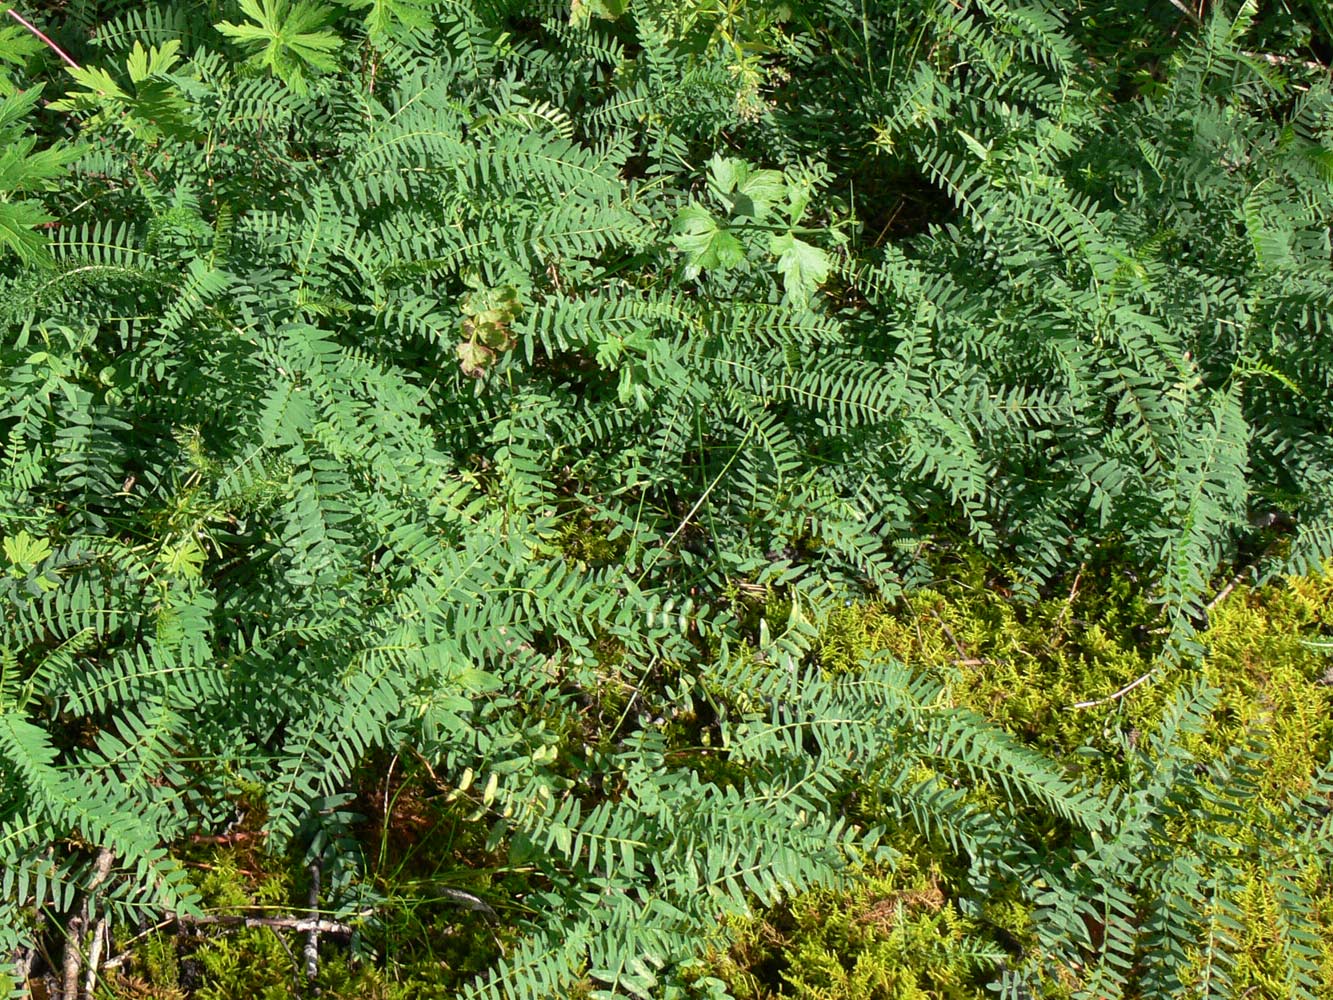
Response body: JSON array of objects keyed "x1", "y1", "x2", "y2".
[
  {"x1": 5, "y1": 8, "x2": 81, "y2": 70},
  {"x1": 1165, "y1": 0, "x2": 1202, "y2": 25},
  {"x1": 82, "y1": 918, "x2": 107, "y2": 1000},
  {"x1": 61, "y1": 848, "x2": 115, "y2": 1000},
  {"x1": 1242, "y1": 50, "x2": 1330, "y2": 74},
  {"x1": 179, "y1": 911, "x2": 371, "y2": 935},
  {"x1": 1068, "y1": 668, "x2": 1156, "y2": 710}
]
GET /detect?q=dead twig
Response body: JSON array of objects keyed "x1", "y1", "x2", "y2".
[
  {"x1": 1205, "y1": 572, "x2": 1247, "y2": 613},
  {"x1": 82, "y1": 918, "x2": 107, "y2": 1000},
  {"x1": 176, "y1": 911, "x2": 371, "y2": 935},
  {"x1": 1053, "y1": 563, "x2": 1084, "y2": 633},
  {"x1": 1242, "y1": 50, "x2": 1330, "y2": 74},
  {"x1": 88, "y1": 877, "x2": 490, "y2": 985},
  {"x1": 1067, "y1": 668, "x2": 1156, "y2": 710},
  {"x1": 183, "y1": 861, "x2": 266, "y2": 877},
  {"x1": 1165, "y1": 0, "x2": 1202, "y2": 24},
  {"x1": 98, "y1": 918, "x2": 177, "y2": 970},
  {"x1": 1205, "y1": 536, "x2": 1285, "y2": 615},
  {"x1": 426, "y1": 885, "x2": 498, "y2": 919},
  {"x1": 303, "y1": 860, "x2": 322, "y2": 983},
  {"x1": 1161, "y1": 0, "x2": 1328, "y2": 76},
  {"x1": 62, "y1": 847, "x2": 115, "y2": 1000},
  {"x1": 928, "y1": 608, "x2": 968, "y2": 659},
  {"x1": 62, "y1": 920, "x2": 81, "y2": 999},
  {"x1": 100, "y1": 908, "x2": 375, "y2": 976},
  {"x1": 11, "y1": 946, "x2": 34, "y2": 988},
  {"x1": 189, "y1": 830, "x2": 269, "y2": 846},
  {"x1": 871, "y1": 198, "x2": 906, "y2": 247}
]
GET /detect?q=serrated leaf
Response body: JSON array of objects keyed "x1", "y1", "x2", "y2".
[
  {"x1": 0, "y1": 24, "x2": 43, "y2": 77},
  {"x1": 769, "y1": 232, "x2": 831, "y2": 304},
  {"x1": 0, "y1": 85, "x2": 43, "y2": 130},
  {"x1": 3, "y1": 530, "x2": 52, "y2": 570},
  {"x1": 707, "y1": 154, "x2": 746, "y2": 196},
  {"x1": 341, "y1": 0, "x2": 433, "y2": 41},
  {"x1": 707, "y1": 155, "x2": 787, "y2": 219},
  {"x1": 734, "y1": 168, "x2": 787, "y2": 220},
  {"x1": 62, "y1": 66, "x2": 128, "y2": 102},
  {"x1": 456, "y1": 340, "x2": 495, "y2": 377},
  {"x1": 216, "y1": 0, "x2": 342, "y2": 93},
  {"x1": 156, "y1": 539, "x2": 206, "y2": 579},
  {"x1": 0, "y1": 137, "x2": 71, "y2": 192},
  {"x1": 126, "y1": 39, "x2": 182, "y2": 82},
  {"x1": 0, "y1": 200, "x2": 53, "y2": 265},
  {"x1": 672, "y1": 205, "x2": 745, "y2": 273}
]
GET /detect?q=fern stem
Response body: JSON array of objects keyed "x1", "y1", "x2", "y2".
[{"x1": 635, "y1": 424, "x2": 756, "y2": 584}]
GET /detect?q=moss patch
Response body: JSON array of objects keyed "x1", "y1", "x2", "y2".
[{"x1": 703, "y1": 857, "x2": 1000, "y2": 999}]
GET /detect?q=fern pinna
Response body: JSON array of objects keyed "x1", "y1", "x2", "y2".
[{"x1": 2, "y1": 1, "x2": 1332, "y2": 997}]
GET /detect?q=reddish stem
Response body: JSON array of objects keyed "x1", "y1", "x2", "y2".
[{"x1": 6, "y1": 7, "x2": 81, "y2": 71}]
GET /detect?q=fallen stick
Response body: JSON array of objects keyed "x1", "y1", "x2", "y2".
[
  {"x1": 189, "y1": 831, "x2": 269, "y2": 846},
  {"x1": 303, "y1": 860, "x2": 322, "y2": 982},
  {"x1": 82, "y1": 918, "x2": 107, "y2": 1000},
  {"x1": 63, "y1": 847, "x2": 115, "y2": 1000},
  {"x1": 95, "y1": 887, "x2": 493, "y2": 980},
  {"x1": 178, "y1": 912, "x2": 369, "y2": 935},
  {"x1": 99, "y1": 909, "x2": 376, "y2": 974}
]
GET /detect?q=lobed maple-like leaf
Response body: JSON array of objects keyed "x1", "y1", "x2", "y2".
[{"x1": 215, "y1": 0, "x2": 342, "y2": 93}]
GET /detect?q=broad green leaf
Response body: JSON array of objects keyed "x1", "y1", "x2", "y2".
[
  {"x1": 0, "y1": 199, "x2": 52, "y2": 265},
  {"x1": 707, "y1": 154, "x2": 747, "y2": 196},
  {"x1": 341, "y1": 0, "x2": 433, "y2": 41},
  {"x1": 786, "y1": 177, "x2": 814, "y2": 224},
  {"x1": 216, "y1": 0, "x2": 342, "y2": 93},
  {"x1": 571, "y1": 0, "x2": 629, "y2": 26},
  {"x1": 3, "y1": 530, "x2": 52, "y2": 570},
  {"x1": 126, "y1": 39, "x2": 182, "y2": 82},
  {"x1": 707, "y1": 155, "x2": 787, "y2": 219},
  {"x1": 672, "y1": 205, "x2": 745, "y2": 273},
  {"x1": 735, "y1": 168, "x2": 787, "y2": 220},
  {"x1": 769, "y1": 232, "x2": 831, "y2": 304}
]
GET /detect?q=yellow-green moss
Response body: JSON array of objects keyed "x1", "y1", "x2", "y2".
[
  {"x1": 761, "y1": 566, "x2": 1333, "y2": 999},
  {"x1": 1191, "y1": 580, "x2": 1333, "y2": 801},
  {"x1": 703, "y1": 858, "x2": 1000, "y2": 999},
  {"x1": 814, "y1": 568, "x2": 1333, "y2": 787}
]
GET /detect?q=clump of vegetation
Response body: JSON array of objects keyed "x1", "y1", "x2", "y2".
[
  {"x1": 90, "y1": 567, "x2": 1333, "y2": 999},
  {"x1": 756, "y1": 567, "x2": 1333, "y2": 999},
  {"x1": 3, "y1": 0, "x2": 1332, "y2": 997},
  {"x1": 704, "y1": 857, "x2": 999, "y2": 1000},
  {"x1": 818, "y1": 566, "x2": 1333, "y2": 780}
]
